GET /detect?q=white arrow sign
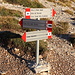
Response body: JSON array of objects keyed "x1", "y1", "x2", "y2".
[{"x1": 21, "y1": 30, "x2": 52, "y2": 42}]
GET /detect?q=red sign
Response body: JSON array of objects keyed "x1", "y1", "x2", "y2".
[
  {"x1": 21, "y1": 32, "x2": 26, "y2": 42},
  {"x1": 19, "y1": 19, "x2": 23, "y2": 26},
  {"x1": 46, "y1": 21, "x2": 52, "y2": 31}
]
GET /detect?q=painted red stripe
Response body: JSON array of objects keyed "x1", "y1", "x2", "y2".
[
  {"x1": 47, "y1": 21, "x2": 52, "y2": 24},
  {"x1": 25, "y1": 8, "x2": 30, "y2": 12},
  {"x1": 21, "y1": 33, "x2": 26, "y2": 42},
  {"x1": 52, "y1": 9, "x2": 56, "y2": 17},
  {"x1": 26, "y1": 16, "x2": 30, "y2": 19},
  {"x1": 19, "y1": 19, "x2": 23, "y2": 26},
  {"x1": 48, "y1": 36, "x2": 52, "y2": 39},
  {"x1": 25, "y1": 8, "x2": 30, "y2": 19},
  {"x1": 48, "y1": 30, "x2": 52, "y2": 39},
  {"x1": 46, "y1": 21, "x2": 52, "y2": 31},
  {"x1": 47, "y1": 28, "x2": 52, "y2": 31}
]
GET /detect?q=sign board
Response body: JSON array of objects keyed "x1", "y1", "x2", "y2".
[
  {"x1": 25, "y1": 8, "x2": 56, "y2": 19},
  {"x1": 19, "y1": 19, "x2": 46, "y2": 30},
  {"x1": 19, "y1": 19, "x2": 52, "y2": 30},
  {"x1": 21, "y1": 30, "x2": 52, "y2": 42}
]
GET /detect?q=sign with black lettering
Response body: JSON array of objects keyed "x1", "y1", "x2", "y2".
[
  {"x1": 21, "y1": 30, "x2": 52, "y2": 42},
  {"x1": 25, "y1": 8, "x2": 56, "y2": 19}
]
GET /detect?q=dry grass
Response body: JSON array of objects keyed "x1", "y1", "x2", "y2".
[
  {"x1": 57, "y1": 1, "x2": 71, "y2": 7},
  {"x1": 71, "y1": 7, "x2": 75, "y2": 11},
  {"x1": 0, "y1": 16, "x2": 20, "y2": 30},
  {"x1": 63, "y1": 9, "x2": 74, "y2": 15},
  {"x1": 52, "y1": 22, "x2": 69, "y2": 35},
  {"x1": 47, "y1": 0, "x2": 55, "y2": 2},
  {"x1": 47, "y1": 0, "x2": 72, "y2": 7},
  {"x1": 57, "y1": 1, "x2": 66, "y2": 6},
  {"x1": 0, "y1": 6, "x2": 23, "y2": 17},
  {"x1": 72, "y1": 0, "x2": 75, "y2": 2},
  {"x1": 3, "y1": 0, "x2": 44, "y2": 8}
]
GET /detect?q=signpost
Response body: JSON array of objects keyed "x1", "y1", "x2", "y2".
[
  {"x1": 21, "y1": 30, "x2": 52, "y2": 42},
  {"x1": 25, "y1": 8, "x2": 56, "y2": 19},
  {"x1": 21, "y1": 30, "x2": 52, "y2": 65},
  {"x1": 19, "y1": 19, "x2": 52, "y2": 31},
  {"x1": 19, "y1": 18, "x2": 52, "y2": 65},
  {"x1": 19, "y1": 7, "x2": 56, "y2": 67}
]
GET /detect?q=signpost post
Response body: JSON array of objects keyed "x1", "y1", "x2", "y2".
[
  {"x1": 19, "y1": 7, "x2": 56, "y2": 69},
  {"x1": 19, "y1": 7, "x2": 57, "y2": 73},
  {"x1": 21, "y1": 30, "x2": 52, "y2": 65},
  {"x1": 19, "y1": 19, "x2": 52, "y2": 65},
  {"x1": 36, "y1": 31, "x2": 39, "y2": 65}
]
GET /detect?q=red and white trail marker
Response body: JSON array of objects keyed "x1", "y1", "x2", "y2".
[
  {"x1": 25, "y1": 8, "x2": 56, "y2": 19},
  {"x1": 21, "y1": 30, "x2": 52, "y2": 42},
  {"x1": 25, "y1": 8, "x2": 31, "y2": 19}
]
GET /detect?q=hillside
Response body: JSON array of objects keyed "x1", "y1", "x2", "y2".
[{"x1": 0, "y1": 0, "x2": 75, "y2": 75}]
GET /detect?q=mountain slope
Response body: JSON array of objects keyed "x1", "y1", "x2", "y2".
[{"x1": 0, "y1": 0, "x2": 75, "y2": 75}]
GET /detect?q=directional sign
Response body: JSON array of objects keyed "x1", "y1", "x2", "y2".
[
  {"x1": 21, "y1": 30, "x2": 52, "y2": 42},
  {"x1": 19, "y1": 19, "x2": 52, "y2": 31},
  {"x1": 25, "y1": 8, "x2": 56, "y2": 19}
]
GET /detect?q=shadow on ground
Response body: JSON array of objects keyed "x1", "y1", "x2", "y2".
[
  {"x1": 56, "y1": 34, "x2": 75, "y2": 48},
  {"x1": 0, "y1": 31, "x2": 21, "y2": 47},
  {"x1": 56, "y1": 34, "x2": 70, "y2": 40},
  {"x1": 0, "y1": 31, "x2": 36, "y2": 73},
  {"x1": 70, "y1": 18, "x2": 75, "y2": 20},
  {"x1": 0, "y1": 31, "x2": 21, "y2": 38},
  {"x1": 71, "y1": 22, "x2": 75, "y2": 26},
  {"x1": 70, "y1": 18, "x2": 75, "y2": 26}
]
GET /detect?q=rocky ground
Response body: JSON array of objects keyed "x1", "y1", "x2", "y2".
[
  {"x1": 0, "y1": 47, "x2": 35, "y2": 75},
  {"x1": 47, "y1": 35, "x2": 75, "y2": 75},
  {"x1": 0, "y1": 35, "x2": 75, "y2": 75},
  {"x1": 0, "y1": 0, "x2": 75, "y2": 75}
]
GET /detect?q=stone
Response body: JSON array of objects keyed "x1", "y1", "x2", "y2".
[
  {"x1": 39, "y1": 55, "x2": 43, "y2": 59},
  {"x1": 34, "y1": 63, "x2": 51, "y2": 73},
  {"x1": 40, "y1": 72, "x2": 49, "y2": 75},
  {"x1": 14, "y1": 48, "x2": 20, "y2": 54},
  {"x1": 0, "y1": 71, "x2": 7, "y2": 75}
]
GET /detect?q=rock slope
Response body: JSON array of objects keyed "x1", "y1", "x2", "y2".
[{"x1": 0, "y1": 0, "x2": 75, "y2": 75}]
